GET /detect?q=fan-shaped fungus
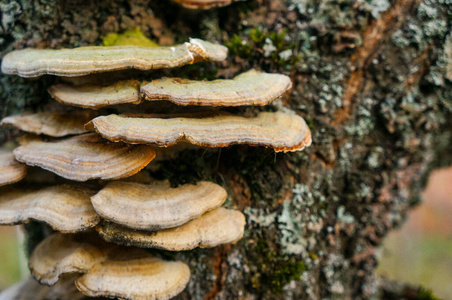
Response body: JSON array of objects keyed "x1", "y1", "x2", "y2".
[
  {"x1": 13, "y1": 133, "x2": 156, "y2": 181},
  {"x1": 96, "y1": 207, "x2": 246, "y2": 251},
  {"x1": 173, "y1": 0, "x2": 239, "y2": 9},
  {"x1": 141, "y1": 69, "x2": 292, "y2": 106},
  {"x1": 29, "y1": 233, "x2": 191, "y2": 300},
  {"x1": 1, "y1": 39, "x2": 227, "y2": 77},
  {"x1": 87, "y1": 112, "x2": 312, "y2": 152},
  {"x1": 1, "y1": 111, "x2": 96, "y2": 137},
  {"x1": 91, "y1": 181, "x2": 227, "y2": 230},
  {"x1": 0, "y1": 150, "x2": 27, "y2": 186},
  {"x1": 48, "y1": 80, "x2": 141, "y2": 109},
  {"x1": 0, "y1": 185, "x2": 99, "y2": 233}
]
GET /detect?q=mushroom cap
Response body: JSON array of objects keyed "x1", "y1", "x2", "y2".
[
  {"x1": 96, "y1": 207, "x2": 246, "y2": 251},
  {"x1": 48, "y1": 80, "x2": 141, "y2": 109},
  {"x1": 173, "y1": 0, "x2": 238, "y2": 9},
  {"x1": 0, "y1": 275, "x2": 90, "y2": 300},
  {"x1": 13, "y1": 133, "x2": 156, "y2": 181},
  {"x1": 1, "y1": 111, "x2": 96, "y2": 137},
  {"x1": 0, "y1": 150, "x2": 27, "y2": 186},
  {"x1": 0, "y1": 185, "x2": 100, "y2": 233},
  {"x1": 91, "y1": 181, "x2": 227, "y2": 231},
  {"x1": 75, "y1": 249, "x2": 191, "y2": 300},
  {"x1": 29, "y1": 233, "x2": 113, "y2": 285},
  {"x1": 141, "y1": 69, "x2": 292, "y2": 106},
  {"x1": 87, "y1": 112, "x2": 312, "y2": 152},
  {"x1": 1, "y1": 39, "x2": 227, "y2": 77}
]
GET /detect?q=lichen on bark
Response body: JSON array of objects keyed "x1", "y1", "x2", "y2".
[{"x1": 0, "y1": 0, "x2": 451, "y2": 299}]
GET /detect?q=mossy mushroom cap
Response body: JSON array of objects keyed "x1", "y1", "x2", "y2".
[
  {"x1": 96, "y1": 207, "x2": 246, "y2": 251},
  {"x1": 0, "y1": 150, "x2": 27, "y2": 186},
  {"x1": 13, "y1": 133, "x2": 156, "y2": 181},
  {"x1": 1, "y1": 111, "x2": 96, "y2": 137},
  {"x1": 141, "y1": 69, "x2": 292, "y2": 106},
  {"x1": 86, "y1": 112, "x2": 312, "y2": 152},
  {"x1": 0, "y1": 185, "x2": 100, "y2": 233},
  {"x1": 91, "y1": 181, "x2": 227, "y2": 231}
]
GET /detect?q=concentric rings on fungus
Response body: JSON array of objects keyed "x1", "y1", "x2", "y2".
[
  {"x1": 91, "y1": 181, "x2": 227, "y2": 231},
  {"x1": 0, "y1": 150, "x2": 27, "y2": 187},
  {"x1": 29, "y1": 233, "x2": 191, "y2": 300},
  {"x1": 13, "y1": 133, "x2": 156, "y2": 181},
  {"x1": 0, "y1": 185, "x2": 100, "y2": 233},
  {"x1": 141, "y1": 69, "x2": 292, "y2": 106},
  {"x1": 173, "y1": 0, "x2": 240, "y2": 9},
  {"x1": 96, "y1": 207, "x2": 246, "y2": 251},
  {"x1": 87, "y1": 112, "x2": 312, "y2": 152},
  {"x1": 48, "y1": 80, "x2": 141, "y2": 109},
  {"x1": 1, "y1": 39, "x2": 227, "y2": 78},
  {"x1": 1, "y1": 111, "x2": 96, "y2": 137}
]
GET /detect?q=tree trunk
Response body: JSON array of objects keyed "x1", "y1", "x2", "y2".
[{"x1": 0, "y1": 0, "x2": 451, "y2": 299}]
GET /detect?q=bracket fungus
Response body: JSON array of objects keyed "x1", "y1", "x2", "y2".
[
  {"x1": 0, "y1": 150, "x2": 27, "y2": 186},
  {"x1": 87, "y1": 112, "x2": 312, "y2": 152},
  {"x1": 0, "y1": 185, "x2": 100, "y2": 233},
  {"x1": 13, "y1": 133, "x2": 156, "y2": 181},
  {"x1": 1, "y1": 111, "x2": 96, "y2": 137},
  {"x1": 29, "y1": 233, "x2": 191, "y2": 300},
  {"x1": 1, "y1": 38, "x2": 227, "y2": 77},
  {"x1": 173, "y1": 0, "x2": 240, "y2": 9},
  {"x1": 91, "y1": 181, "x2": 227, "y2": 230},
  {"x1": 48, "y1": 69, "x2": 290, "y2": 109},
  {"x1": 75, "y1": 250, "x2": 190, "y2": 300},
  {"x1": 48, "y1": 80, "x2": 141, "y2": 109},
  {"x1": 97, "y1": 207, "x2": 246, "y2": 251},
  {"x1": 29, "y1": 233, "x2": 112, "y2": 286},
  {"x1": 1, "y1": 31, "x2": 313, "y2": 300},
  {"x1": 141, "y1": 69, "x2": 292, "y2": 106}
]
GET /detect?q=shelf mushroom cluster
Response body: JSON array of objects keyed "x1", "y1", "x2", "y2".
[{"x1": 0, "y1": 37, "x2": 312, "y2": 299}]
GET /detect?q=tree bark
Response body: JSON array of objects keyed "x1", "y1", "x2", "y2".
[{"x1": 0, "y1": 0, "x2": 451, "y2": 299}]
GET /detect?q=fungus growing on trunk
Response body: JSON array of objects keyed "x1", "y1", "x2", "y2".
[
  {"x1": 0, "y1": 150, "x2": 27, "y2": 186},
  {"x1": 75, "y1": 249, "x2": 190, "y2": 300},
  {"x1": 13, "y1": 133, "x2": 156, "y2": 181},
  {"x1": 1, "y1": 39, "x2": 227, "y2": 77},
  {"x1": 87, "y1": 112, "x2": 311, "y2": 152},
  {"x1": 29, "y1": 233, "x2": 111, "y2": 285},
  {"x1": 0, "y1": 185, "x2": 100, "y2": 233},
  {"x1": 141, "y1": 69, "x2": 292, "y2": 106},
  {"x1": 172, "y1": 0, "x2": 239, "y2": 9},
  {"x1": 48, "y1": 69, "x2": 291, "y2": 109},
  {"x1": 91, "y1": 181, "x2": 227, "y2": 230},
  {"x1": 96, "y1": 207, "x2": 246, "y2": 250},
  {"x1": 48, "y1": 80, "x2": 141, "y2": 109},
  {"x1": 0, "y1": 32, "x2": 312, "y2": 300},
  {"x1": 29, "y1": 233, "x2": 191, "y2": 300},
  {"x1": 1, "y1": 111, "x2": 96, "y2": 137}
]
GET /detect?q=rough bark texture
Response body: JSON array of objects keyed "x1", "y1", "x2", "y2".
[{"x1": 0, "y1": 0, "x2": 451, "y2": 299}]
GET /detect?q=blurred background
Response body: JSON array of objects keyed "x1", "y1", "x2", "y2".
[
  {"x1": 0, "y1": 167, "x2": 451, "y2": 298},
  {"x1": 377, "y1": 166, "x2": 452, "y2": 299}
]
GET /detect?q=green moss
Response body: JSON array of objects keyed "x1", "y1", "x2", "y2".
[
  {"x1": 416, "y1": 286, "x2": 441, "y2": 300},
  {"x1": 250, "y1": 240, "x2": 305, "y2": 294},
  {"x1": 102, "y1": 28, "x2": 158, "y2": 47},
  {"x1": 225, "y1": 28, "x2": 300, "y2": 71}
]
